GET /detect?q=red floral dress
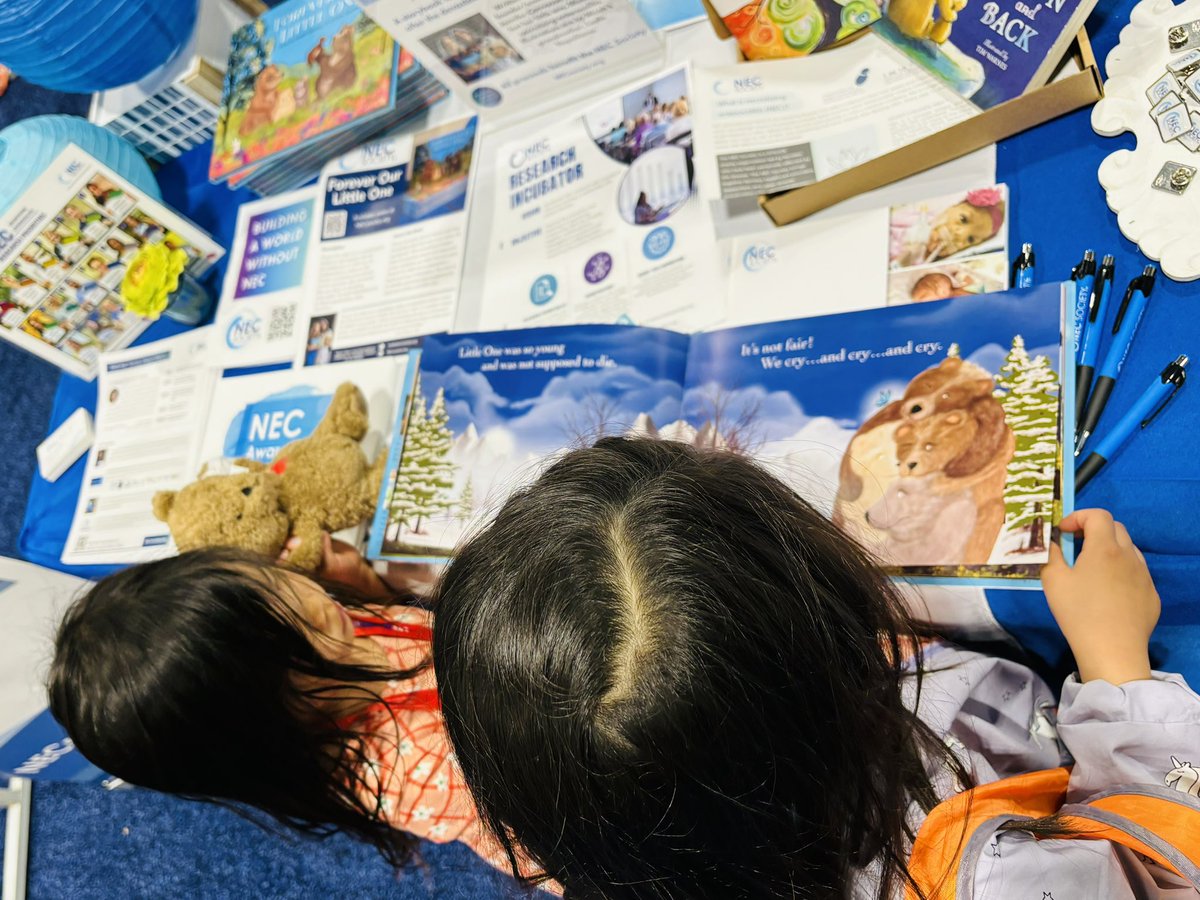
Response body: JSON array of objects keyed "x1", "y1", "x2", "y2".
[{"x1": 340, "y1": 606, "x2": 497, "y2": 857}]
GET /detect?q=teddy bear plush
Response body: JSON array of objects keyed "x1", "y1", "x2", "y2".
[{"x1": 152, "y1": 382, "x2": 387, "y2": 570}]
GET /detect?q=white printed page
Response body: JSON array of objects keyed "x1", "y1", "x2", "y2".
[
  {"x1": 691, "y1": 34, "x2": 978, "y2": 201},
  {"x1": 456, "y1": 66, "x2": 726, "y2": 334},
  {"x1": 720, "y1": 208, "x2": 891, "y2": 328},
  {"x1": 62, "y1": 328, "x2": 218, "y2": 566},
  {"x1": 212, "y1": 187, "x2": 318, "y2": 369},
  {"x1": 0, "y1": 145, "x2": 223, "y2": 380},
  {"x1": 298, "y1": 118, "x2": 479, "y2": 367},
  {"x1": 358, "y1": 0, "x2": 665, "y2": 123}
]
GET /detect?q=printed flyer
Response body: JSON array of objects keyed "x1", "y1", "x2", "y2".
[
  {"x1": 300, "y1": 116, "x2": 479, "y2": 367},
  {"x1": 0, "y1": 146, "x2": 223, "y2": 380},
  {"x1": 63, "y1": 329, "x2": 411, "y2": 567},
  {"x1": 456, "y1": 67, "x2": 726, "y2": 333},
  {"x1": 376, "y1": 284, "x2": 1069, "y2": 587},
  {"x1": 63, "y1": 329, "x2": 219, "y2": 566},
  {"x1": 356, "y1": 0, "x2": 665, "y2": 121},
  {"x1": 213, "y1": 187, "x2": 318, "y2": 369},
  {"x1": 691, "y1": 35, "x2": 978, "y2": 200}
]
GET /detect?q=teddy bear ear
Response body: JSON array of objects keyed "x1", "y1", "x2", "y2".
[{"x1": 151, "y1": 491, "x2": 176, "y2": 522}]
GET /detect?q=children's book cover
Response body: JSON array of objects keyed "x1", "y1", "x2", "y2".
[
  {"x1": 877, "y1": 0, "x2": 1094, "y2": 108},
  {"x1": 372, "y1": 285, "x2": 1068, "y2": 585},
  {"x1": 210, "y1": 0, "x2": 400, "y2": 182}
]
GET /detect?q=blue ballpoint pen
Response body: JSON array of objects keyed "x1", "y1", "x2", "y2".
[
  {"x1": 1076, "y1": 264, "x2": 1157, "y2": 454},
  {"x1": 1070, "y1": 249, "x2": 1096, "y2": 356},
  {"x1": 1012, "y1": 243, "x2": 1035, "y2": 289},
  {"x1": 1076, "y1": 253, "x2": 1115, "y2": 429},
  {"x1": 1076, "y1": 354, "x2": 1187, "y2": 492}
]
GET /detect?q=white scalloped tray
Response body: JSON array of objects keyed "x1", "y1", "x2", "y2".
[{"x1": 1092, "y1": 0, "x2": 1200, "y2": 281}]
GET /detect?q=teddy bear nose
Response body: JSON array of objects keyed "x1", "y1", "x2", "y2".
[
  {"x1": 907, "y1": 461, "x2": 918, "y2": 470},
  {"x1": 241, "y1": 487, "x2": 253, "y2": 496}
]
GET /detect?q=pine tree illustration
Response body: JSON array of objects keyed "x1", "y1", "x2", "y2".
[
  {"x1": 457, "y1": 480, "x2": 475, "y2": 521},
  {"x1": 390, "y1": 385, "x2": 458, "y2": 535},
  {"x1": 388, "y1": 383, "x2": 427, "y2": 534},
  {"x1": 947, "y1": 342, "x2": 961, "y2": 358},
  {"x1": 994, "y1": 336, "x2": 1059, "y2": 552}
]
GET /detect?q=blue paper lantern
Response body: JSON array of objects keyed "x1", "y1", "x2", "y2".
[
  {"x1": 0, "y1": 115, "x2": 160, "y2": 215},
  {"x1": 0, "y1": 0, "x2": 199, "y2": 93}
]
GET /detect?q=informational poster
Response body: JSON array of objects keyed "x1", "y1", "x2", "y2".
[
  {"x1": 299, "y1": 117, "x2": 479, "y2": 366},
  {"x1": 691, "y1": 36, "x2": 978, "y2": 200},
  {"x1": 456, "y1": 67, "x2": 726, "y2": 333},
  {"x1": 357, "y1": 0, "x2": 665, "y2": 122},
  {"x1": 0, "y1": 146, "x2": 223, "y2": 380},
  {"x1": 213, "y1": 187, "x2": 318, "y2": 369},
  {"x1": 63, "y1": 329, "x2": 218, "y2": 566}
]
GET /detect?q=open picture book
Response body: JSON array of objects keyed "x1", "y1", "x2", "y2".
[{"x1": 371, "y1": 283, "x2": 1072, "y2": 586}]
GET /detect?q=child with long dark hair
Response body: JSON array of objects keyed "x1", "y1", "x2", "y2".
[
  {"x1": 48, "y1": 535, "x2": 494, "y2": 871},
  {"x1": 433, "y1": 437, "x2": 1200, "y2": 899}
]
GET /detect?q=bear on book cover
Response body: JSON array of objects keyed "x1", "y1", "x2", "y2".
[{"x1": 879, "y1": 0, "x2": 1094, "y2": 109}]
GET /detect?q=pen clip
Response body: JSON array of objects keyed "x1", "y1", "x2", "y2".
[
  {"x1": 1141, "y1": 356, "x2": 1188, "y2": 428},
  {"x1": 1141, "y1": 382, "x2": 1183, "y2": 428},
  {"x1": 1111, "y1": 283, "x2": 1134, "y2": 333},
  {"x1": 1088, "y1": 257, "x2": 1114, "y2": 322}
]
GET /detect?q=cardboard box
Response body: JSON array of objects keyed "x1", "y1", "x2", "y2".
[{"x1": 697, "y1": 1, "x2": 1103, "y2": 225}]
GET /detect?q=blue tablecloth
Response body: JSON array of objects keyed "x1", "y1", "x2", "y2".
[{"x1": 18, "y1": 0, "x2": 1200, "y2": 681}]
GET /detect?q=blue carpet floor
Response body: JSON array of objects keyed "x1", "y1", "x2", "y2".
[{"x1": 0, "y1": 782, "x2": 539, "y2": 899}]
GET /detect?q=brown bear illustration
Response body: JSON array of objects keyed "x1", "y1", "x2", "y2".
[
  {"x1": 832, "y1": 357, "x2": 996, "y2": 547},
  {"x1": 308, "y1": 25, "x2": 358, "y2": 100},
  {"x1": 239, "y1": 65, "x2": 286, "y2": 137}
]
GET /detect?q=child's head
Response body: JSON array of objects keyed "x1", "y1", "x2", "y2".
[
  {"x1": 927, "y1": 188, "x2": 1005, "y2": 259},
  {"x1": 911, "y1": 271, "x2": 958, "y2": 301},
  {"x1": 434, "y1": 437, "x2": 964, "y2": 898},
  {"x1": 48, "y1": 548, "x2": 422, "y2": 864}
]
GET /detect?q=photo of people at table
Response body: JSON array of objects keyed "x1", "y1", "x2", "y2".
[
  {"x1": 586, "y1": 68, "x2": 692, "y2": 166},
  {"x1": 421, "y1": 14, "x2": 524, "y2": 85}
]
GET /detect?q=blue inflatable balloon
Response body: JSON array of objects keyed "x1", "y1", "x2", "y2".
[
  {"x1": 0, "y1": 0, "x2": 199, "y2": 92},
  {"x1": 0, "y1": 115, "x2": 160, "y2": 215}
]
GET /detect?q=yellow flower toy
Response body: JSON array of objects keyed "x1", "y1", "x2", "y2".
[{"x1": 120, "y1": 242, "x2": 188, "y2": 319}]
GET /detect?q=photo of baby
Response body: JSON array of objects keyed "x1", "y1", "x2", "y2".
[
  {"x1": 422, "y1": 14, "x2": 523, "y2": 85},
  {"x1": 886, "y1": 255, "x2": 1008, "y2": 305},
  {"x1": 889, "y1": 185, "x2": 1008, "y2": 269}
]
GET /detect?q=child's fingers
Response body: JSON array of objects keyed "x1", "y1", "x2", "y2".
[
  {"x1": 1059, "y1": 508, "x2": 1117, "y2": 543},
  {"x1": 1041, "y1": 540, "x2": 1069, "y2": 592}
]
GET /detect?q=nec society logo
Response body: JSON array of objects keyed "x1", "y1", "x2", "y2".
[
  {"x1": 510, "y1": 140, "x2": 551, "y2": 169},
  {"x1": 742, "y1": 244, "x2": 776, "y2": 272},
  {"x1": 226, "y1": 313, "x2": 262, "y2": 349}
]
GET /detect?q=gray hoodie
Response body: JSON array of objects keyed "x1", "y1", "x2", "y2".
[{"x1": 853, "y1": 642, "x2": 1200, "y2": 898}]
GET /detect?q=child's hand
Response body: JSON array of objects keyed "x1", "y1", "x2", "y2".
[
  {"x1": 1041, "y1": 509, "x2": 1160, "y2": 685},
  {"x1": 281, "y1": 533, "x2": 390, "y2": 599}
]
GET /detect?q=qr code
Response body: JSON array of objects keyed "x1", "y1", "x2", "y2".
[
  {"x1": 322, "y1": 210, "x2": 348, "y2": 239},
  {"x1": 268, "y1": 304, "x2": 296, "y2": 341}
]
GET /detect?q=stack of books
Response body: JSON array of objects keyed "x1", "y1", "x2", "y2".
[{"x1": 209, "y1": 0, "x2": 446, "y2": 196}]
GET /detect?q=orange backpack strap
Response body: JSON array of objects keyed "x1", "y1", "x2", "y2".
[
  {"x1": 1058, "y1": 785, "x2": 1200, "y2": 886},
  {"x1": 907, "y1": 769, "x2": 1200, "y2": 899},
  {"x1": 906, "y1": 767, "x2": 1070, "y2": 900}
]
